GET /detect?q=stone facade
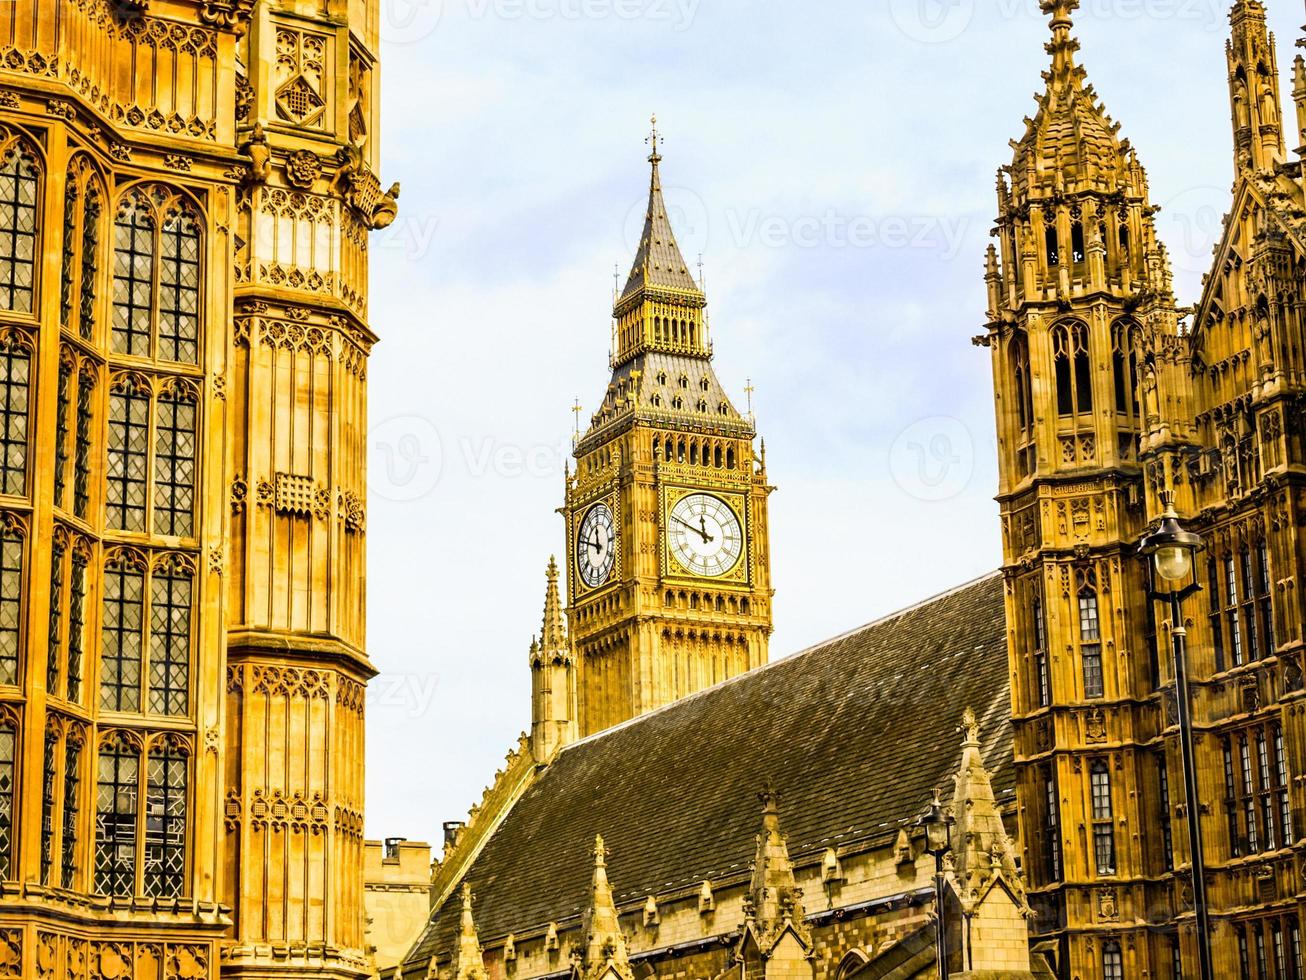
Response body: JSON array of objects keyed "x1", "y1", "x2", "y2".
[
  {"x1": 367, "y1": 839, "x2": 435, "y2": 975},
  {"x1": 0, "y1": 1, "x2": 393, "y2": 977},
  {"x1": 981, "y1": 0, "x2": 1306, "y2": 975}
]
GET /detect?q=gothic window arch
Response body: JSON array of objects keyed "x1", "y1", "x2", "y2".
[
  {"x1": 1010, "y1": 329, "x2": 1035, "y2": 477},
  {"x1": 1032, "y1": 590, "x2": 1049, "y2": 708},
  {"x1": 1102, "y1": 941, "x2": 1124, "y2": 980},
  {"x1": 1091, "y1": 760, "x2": 1115, "y2": 875},
  {"x1": 0, "y1": 329, "x2": 32, "y2": 497},
  {"x1": 106, "y1": 374, "x2": 151, "y2": 532},
  {"x1": 100, "y1": 550, "x2": 146, "y2": 713},
  {"x1": 153, "y1": 380, "x2": 198, "y2": 537},
  {"x1": 148, "y1": 554, "x2": 194, "y2": 717},
  {"x1": 0, "y1": 133, "x2": 40, "y2": 314},
  {"x1": 143, "y1": 734, "x2": 189, "y2": 898},
  {"x1": 39, "y1": 720, "x2": 57, "y2": 884},
  {"x1": 54, "y1": 350, "x2": 74, "y2": 508},
  {"x1": 60, "y1": 156, "x2": 105, "y2": 341},
  {"x1": 1112, "y1": 320, "x2": 1141, "y2": 430},
  {"x1": 74, "y1": 361, "x2": 97, "y2": 521},
  {"x1": 1077, "y1": 568, "x2": 1103, "y2": 699},
  {"x1": 61, "y1": 727, "x2": 83, "y2": 889},
  {"x1": 1052, "y1": 321, "x2": 1092, "y2": 418},
  {"x1": 94, "y1": 731, "x2": 140, "y2": 896},
  {"x1": 1042, "y1": 765, "x2": 1062, "y2": 883},
  {"x1": 112, "y1": 186, "x2": 204, "y2": 365},
  {"x1": 0, "y1": 714, "x2": 14, "y2": 879},
  {"x1": 1070, "y1": 219, "x2": 1085, "y2": 265},
  {"x1": 0, "y1": 513, "x2": 25, "y2": 688},
  {"x1": 1045, "y1": 225, "x2": 1060, "y2": 268}
]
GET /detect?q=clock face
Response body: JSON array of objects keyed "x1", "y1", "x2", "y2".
[
  {"x1": 667, "y1": 493, "x2": 744, "y2": 578},
  {"x1": 577, "y1": 503, "x2": 617, "y2": 588}
]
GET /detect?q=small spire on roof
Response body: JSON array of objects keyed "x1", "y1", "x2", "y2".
[{"x1": 646, "y1": 113, "x2": 661, "y2": 164}]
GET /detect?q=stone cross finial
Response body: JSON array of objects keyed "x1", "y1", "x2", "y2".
[
  {"x1": 961, "y1": 708, "x2": 980, "y2": 747},
  {"x1": 593, "y1": 833, "x2": 608, "y2": 867}
]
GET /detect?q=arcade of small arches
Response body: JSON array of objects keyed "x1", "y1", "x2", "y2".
[
  {"x1": 652, "y1": 434, "x2": 740, "y2": 470},
  {"x1": 662, "y1": 588, "x2": 752, "y2": 617}
]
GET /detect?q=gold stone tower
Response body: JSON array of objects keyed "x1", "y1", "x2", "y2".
[
  {"x1": 984, "y1": 0, "x2": 1306, "y2": 974},
  {"x1": 561, "y1": 128, "x2": 773, "y2": 740},
  {"x1": 0, "y1": 1, "x2": 392, "y2": 977}
]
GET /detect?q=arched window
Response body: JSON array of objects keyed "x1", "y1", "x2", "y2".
[
  {"x1": 1052, "y1": 321, "x2": 1092, "y2": 417},
  {"x1": 1045, "y1": 225, "x2": 1060, "y2": 267},
  {"x1": 689, "y1": 442, "x2": 698, "y2": 466},
  {"x1": 54, "y1": 353, "x2": 73, "y2": 508},
  {"x1": 1079, "y1": 571, "x2": 1103, "y2": 699},
  {"x1": 148, "y1": 555, "x2": 193, "y2": 717},
  {"x1": 726, "y1": 448, "x2": 736, "y2": 470},
  {"x1": 1071, "y1": 221, "x2": 1085, "y2": 264},
  {"x1": 0, "y1": 515, "x2": 24, "y2": 688},
  {"x1": 67, "y1": 548, "x2": 88, "y2": 705},
  {"x1": 144, "y1": 736, "x2": 188, "y2": 898},
  {"x1": 1112, "y1": 321, "x2": 1141, "y2": 424},
  {"x1": 664, "y1": 439, "x2": 673, "y2": 463},
  {"x1": 112, "y1": 188, "x2": 202, "y2": 364},
  {"x1": 1102, "y1": 941, "x2": 1123, "y2": 980},
  {"x1": 106, "y1": 376, "x2": 151, "y2": 532},
  {"x1": 1090, "y1": 761, "x2": 1115, "y2": 875},
  {"x1": 714, "y1": 445, "x2": 723, "y2": 468},
  {"x1": 1042, "y1": 767, "x2": 1061, "y2": 882},
  {"x1": 1118, "y1": 224, "x2": 1131, "y2": 263},
  {"x1": 0, "y1": 330, "x2": 32, "y2": 497},
  {"x1": 0, "y1": 137, "x2": 40, "y2": 314},
  {"x1": 74, "y1": 364, "x2": 95, "y2": 520},
  {"x1": 1011, "y1": 330, "x2": 1034, "y2": 439},
  {"x1": 1032, "y1": 593, "x2": 1049, "y2": 708},
  {"x1": 61, "y1": 731, "x2": 82, "y2": 889},
  {"x1": 46, "y1": 532, "x2": 65, "y2": 696},
  {"x1": 100, "y1": 551, "x2": 146, "y2": 713},
  {"x1": 652, "y1": 437, "x2": 660, "y2": 460},
  {"x1": 94, "y1": 733, "x2": 139, "y2": 896},
  {"x1": 0, "y1": 718, "x2": 14, "y2": 880},
  {"x1": 39, "y1": 724, "x2": 56, "y2": 884},
  {"x1": 153, "y1": 383, "x2": 197, "y2": 537},
  {"x1": 61, "y1": 159, "x2": 103, "y2": 340}
]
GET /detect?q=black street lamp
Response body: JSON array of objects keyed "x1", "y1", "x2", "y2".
[
  {"x1": 919, "y1": 788, "x2": 955, "y2": 980},
  {"x1": 1140, "y1": 489, "x2": 1213, "y2": 980}
]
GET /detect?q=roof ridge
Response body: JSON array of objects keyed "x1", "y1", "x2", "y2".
[{"x1": 559, "y1": 570, "x2": 1003, "y2": 755}]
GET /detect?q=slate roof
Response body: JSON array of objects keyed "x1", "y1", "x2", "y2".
[
  {"x1": 619, "y1": 148, "x2": 703, "y2": 304},
  {"x1": 398, "y1": 573, "x2": 1013, "y2": 978}
]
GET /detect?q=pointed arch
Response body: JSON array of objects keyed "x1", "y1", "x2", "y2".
[{"x1": 1051, "y1": 320, "x2": 1092, "y2": 417}]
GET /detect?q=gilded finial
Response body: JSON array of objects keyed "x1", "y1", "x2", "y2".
[
  {"x1": 593, "y1": 833, "x2": 608, "y2": 866},
  {"x1": 646, "y1": 113, "x2": 661, "y2": 163},
  {"x1": 960, "y1": 708, "x2": 979, "y2": 747}
]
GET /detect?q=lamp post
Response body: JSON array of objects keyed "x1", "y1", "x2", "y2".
[
  {"x1": 919, "y1": 788, "x2": 955, "y2": 980},
  {"x1": 1140, "y1": 489, "x2": 1213, "y2": 980}
]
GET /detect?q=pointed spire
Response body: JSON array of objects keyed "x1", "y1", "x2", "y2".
[
  {"x1": 581, "y1": 835, "x2": 633, "y2": 980},
  {"x1": 746, "y1": 783, "x2": 811, "y2": 951},
  {"x1": 1228, "y1": 0, "x2": 1287, "y2": 173},
  {"x1": 618, "y1": 116, "x2": 703, "y2": 309},
  {"x1": 948, "y1": 710, "x2": 1026, "y2": 911},
  {"x1": 448, "y1": 883, "x2": 487, "y2": 980},
  {"x1": 1043, "y1": 0, "x2": 1081, "y2": 79},
  {"x1": 541, "y1": 556, "x2": 566, "y2": 653}
]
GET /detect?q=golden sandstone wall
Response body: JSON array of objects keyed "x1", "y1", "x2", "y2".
[{"x1": 0, "y1": 1, "x2": 390, "y2": 977}]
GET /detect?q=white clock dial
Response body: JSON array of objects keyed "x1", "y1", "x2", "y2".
[
  {"x1": 668, "y1": 493, "x2": 744, "y2": 578},
  {"x1": 577, "y1": 503, "x2": 617, "y2": 588}
]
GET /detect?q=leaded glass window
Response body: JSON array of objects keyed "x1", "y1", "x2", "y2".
[
  {"x1": 112, "y1": 197, "x2": 154, "y2": 358},
  {"x1": 60, "y1": 177, "x2": 77, "y2": 330},
  {"x1": 1103, "y1": 942, "x2": 1123, "y2": 980},
  {"x1": 54, "y1": 355, "x2": 72, "y2": 508},
  {"x1": 94, "y1": 734, "x2": 138, "y2": 896},
  {"x1": 112, "y1": 190, "x2": 202, "y2": 365},
  {"x1": 0, "y1": 143, "x2": 39, "y2": 314},
  {"x1": 1091, "y1": 761, "x2": 1115, "y2": 874},
  {"x1": 149, "y1": 559, "x2": 191, "y2": 716},
  {"x1": 0, "y1": 723, "x2": 13, "y2": 879},
  {"x1": 67, "y1": 550, "x2": 87, "y2": 705},
  {"x1": 106, "y1": 384, "x2": 150, "y2": 532},
  {"x1": 46, "y1": 536, "x2": 64, "y2": 696},
  {"x1": 39, "y1": 727, "x2": 56, "y2": 884},
  {"x1": 144, "y1": 739, "x2": 187, "y2": 898},
  {"x1": 0, "y1": 523, "x2": 22, "y2": 687},
  {"x1": 61, "y1": 735, "x2": 81, "y2": 889},
  {"x1": 100, "y1": 556, "x2": 144, "y2": 713},
  {"x1": 74, "y1": 369, "x2": 94, "y2": 520},
  {"x1": 1044, "y1": 769, "x2": 1061, "y2": 883},
  {"x1": 1079, "y1": 584, "x2": 1104, "y2": 699},
  {"x1": 80, "y1": 185, "x2": 101, "y2": 341},
  {"x1": 153, "y1": 389, "x2": 196, "y2": 537},
  {"x1": 158, "y1": 212, "x2": 200, "y2": 363},
  {"x1": 0, "y1": 335, "x2": 31, "y2": 496}
]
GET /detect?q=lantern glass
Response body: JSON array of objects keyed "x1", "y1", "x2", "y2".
[{"x1": 1154, "y1": 544, "x2": 1193, "y2": 583}]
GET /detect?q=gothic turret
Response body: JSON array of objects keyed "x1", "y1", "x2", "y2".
[
  {"x1": 529, "y1": 558, "x2": 577, "y2": 763},
  {"x1": 1228, "y1": 0, "x2": 1287, "y2": 174},
  {"x1": 579, "y1": 836, "x2": 634, "y2": 980},
  {"x1": 738, "y1": 787, "x2": 814, "y2": 980}
]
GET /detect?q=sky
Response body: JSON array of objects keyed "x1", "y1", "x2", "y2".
[{"x1": 363, "y1": 0, "x2": 1306, "y2": 842}]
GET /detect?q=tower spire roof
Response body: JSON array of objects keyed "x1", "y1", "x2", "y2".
[
  {"x1": 618, "y1": 116, "x2": 703, "y2": 309},
  {"x1": 541, "y1": 556, "x2": 566, "y2": 653}
]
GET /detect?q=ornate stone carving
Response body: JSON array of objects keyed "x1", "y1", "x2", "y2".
[{"x1": 284, "y1": 149, "x2": 322, "y2": 190}]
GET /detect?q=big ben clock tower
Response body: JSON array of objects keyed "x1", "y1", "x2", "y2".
[{"x1": 564, "y1": 124, "x2": 774, "y2": 739}]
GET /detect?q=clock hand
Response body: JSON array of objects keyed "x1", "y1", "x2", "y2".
[
  {"x1": 699, "y1": 516, "x2": 715, "y2": 544},
  {"x1": 671, "y1": 515, "x2": 710, "y2": 544}
]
